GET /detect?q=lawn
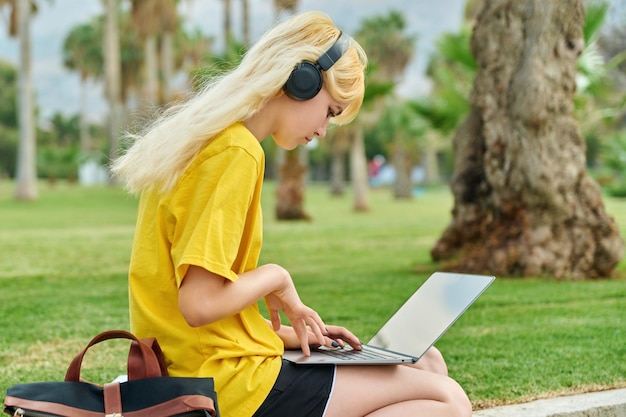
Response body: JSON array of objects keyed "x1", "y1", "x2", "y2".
[{"x1": 0, "y1": 180, "x2": 624, "y2": 410}]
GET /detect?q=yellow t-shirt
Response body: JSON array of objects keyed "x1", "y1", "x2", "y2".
[{"x1": 128, "y1": 122, "x2": 283, "y2": 417}]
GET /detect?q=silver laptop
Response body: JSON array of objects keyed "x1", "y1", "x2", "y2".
[{"x1": 283, "y1": 272, "x2": 495, "y2": 365}]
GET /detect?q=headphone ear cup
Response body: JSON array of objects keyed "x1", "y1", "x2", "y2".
[{"x1": 284, "y1": 61, "x2": 323, "y2": 101}]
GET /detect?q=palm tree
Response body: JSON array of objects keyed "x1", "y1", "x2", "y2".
[
  {"x1": 378, "y1": 100, "x2": 427, "y2": 199},
  {"x1": 159, "y1": 0, "x2": 178, "y2": 104},
  {"x1": 348, "y1": 11, "x2": 415, "y2": 208},
  {"x1": 241, "y1": 0, "x2": 249, "y2": 45},
  {"x1": 348, "y1": 122, "x2": 369, "y2": 210},
  {"x1": 340, "y1": 77, "x2": 394, "y2": 211},
  {"x1": 1, "y1": 0, "x2": 38, "y2": 200},
  {"x1": 431, "y1": 0, "x2": 624, "y2": 279},
  {"x1": 114, "y1": 11, "x2": 144, "y2": 107},
  {"x1": 131, "y1": 0, "x2": 159, "y2": 107},
  {"x1": 0, "y1": 62, "x2": 19, "y2": 178},
  {"x1": 357, "y1": 11, "x2": 415, "y2": 197},
  {"x1": 103, "y1": 0, "x2": 124, "y2": 181},
  {"x1": 177, "y1": 26, "x2": 214, "y2": 78},
  {"x1": 131, "y1": 0, "x2": 178, "y2": 107},
  {"x1": 327, "y1": 125, "x2": 350, "y2": 196},
  {"x1": 576, "y1": 2, "x2": 626, "y2": 168},
  {"x1": 410, "y1": 26, "x2": 474, "y2": 184},
  {"x1": 62, "y1": 21, "x2": 103, "y2": 155},
  {"x1": 0, "y1": 0, "x2": 18, "y2": 34}
]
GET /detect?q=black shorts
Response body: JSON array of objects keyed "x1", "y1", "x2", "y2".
[{"x1": 252, "y1": 359, "x2": 336, "y2": 417}]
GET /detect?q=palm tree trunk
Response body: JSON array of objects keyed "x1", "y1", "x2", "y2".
[
  {"x1": 329, "y1": 125, "x2": 350, "y2": 196},
  {"x1": 14, "y1": 0, "x2": 38, "y2": 200},
  {"x1": 423, "y1": 132, "x2": 440, "y2": 184},
  {"x1": 241, "y1": 0, "x2": 250, "y2": 45},
  {"x1": 275, "y1": 150, "x2": 310, "y2": 220},
  {"x1": 104, "y1": 0, "x2": 124, "y2": 181},
  {"x1": 391, "y1": 139, "x2": 412, "y2": 199},
  {"x1": 79, "y1": 74, "x2": 92, "y2": 154},
  {"x1": 143, "y1": 34, "x2": 159, "y2": 105},
  {"x1": 431, "y1": 0, "x2": 624, "y2": 279},
  {"x1": 160, "y1": 31, "x2": 174, "y2": 103},
  {"x1": 350, "y1": 125, "x2": 369, "y2": 211},
  {"x1": 222, "y1": 0, "x2": 232, "y2": 50},
  {"x1": 330, "y1": 151, "x2": 345, "y2": 196}
]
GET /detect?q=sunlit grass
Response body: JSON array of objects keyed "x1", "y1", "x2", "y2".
[{"x1": 0, "y1": 180, "x2": 624, "y2": 409}]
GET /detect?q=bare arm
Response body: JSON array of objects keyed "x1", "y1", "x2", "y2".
[{"x1": 178, "y1": 263, "x2": 327, "y2": 355}]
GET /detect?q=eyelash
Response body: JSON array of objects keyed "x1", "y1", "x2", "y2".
[{"x1": 327, "y1": 108, "x2": 336, "y2": 118}]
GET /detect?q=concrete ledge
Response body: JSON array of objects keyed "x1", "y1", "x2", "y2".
[{"x1": 473, "y1": 389, "x2": 626, "y2": 417}]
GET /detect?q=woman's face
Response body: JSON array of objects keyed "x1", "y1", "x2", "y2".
[{"x1": 272, "y1": 86, "x2": 346, "y2": 151}]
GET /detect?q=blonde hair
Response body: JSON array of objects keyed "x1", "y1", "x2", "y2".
[{"x1": 111, "y1": 11, "x2": 367, "y2": 194}]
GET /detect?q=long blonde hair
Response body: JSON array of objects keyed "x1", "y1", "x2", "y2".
[{"x1": 110, "y1": 11, "x2": 367, "y2": 194}]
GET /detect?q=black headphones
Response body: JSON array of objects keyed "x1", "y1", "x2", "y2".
[{"x1": 283, "y1": 32, "x2": 349, "y2": 101}]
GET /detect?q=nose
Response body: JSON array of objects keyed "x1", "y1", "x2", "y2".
[{"x1": 315, "y1": 119, "x2": 330, "y2": 138}]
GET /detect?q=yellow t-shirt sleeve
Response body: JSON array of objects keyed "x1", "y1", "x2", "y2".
[{"x1": 168, "y1": 145, "x2": 262, "y2": 286}]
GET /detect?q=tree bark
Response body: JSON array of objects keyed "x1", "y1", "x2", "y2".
[
  {"x1": 350, "y1": 125, "x2": 369, "y2": 211},
  {"x1": 241, "y1": 0, "x2": 250, "y2": 45},
  {"x1": 143, "y1": 35, "x2": 159, "y2": 105},
  {"x1": 329, "y1": 151, "x2": 346, "y2": 196},
  {"x1": 14, "y1": 0, "x2": 37, "y2": 200},
  {"x1": 160, "y1": 32, "x2": 174, "y2": 104},
  {"x1": 391, "y1": 139, "x2": 412, "y2": 199},
  {"x1": 104, "y1": 0, "x2": 124, "y2": 181},
  {"x1": 222, "y1": 0, "x2": 232, "y2": 50},
  {"x1": 431, "y1": 0, "x2": 624, "y2": 279},
  {"x1": 275, "y1": 150, "x2": 310, "y2": 220},
  {"x1": 329, "y1": 126, "x2": 349, "y2": 196},
  {"x1": 79, "y1": 75, "x2": 92, "y2": 154}
]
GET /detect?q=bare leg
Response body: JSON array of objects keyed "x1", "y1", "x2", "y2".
[
  {"x1": 324, "y1": 364, "x2": 471, "y2": 417},
  {"x1": 411, "y1": 346, "x2": 448, "y2": 375}
]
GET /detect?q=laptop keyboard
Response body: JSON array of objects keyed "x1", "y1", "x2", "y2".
[{"x1": 318, "y1": 345, "x2": 407, "y2": 361}]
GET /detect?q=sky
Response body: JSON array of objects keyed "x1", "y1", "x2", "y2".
[{"x1": 0, "y1": 0, "x2": 467, "y2": 123}]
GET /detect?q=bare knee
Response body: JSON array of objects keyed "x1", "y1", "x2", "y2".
[
  {"x1": 327, "y1": 365, "x2": 472, "y2": 417},
  {"x1": 411, "y1": 346, "x2": 448, "y2": 375},
  {"x1": 445, "y1": 378, "x2": 473, "y2": 417},
  {"x1": 423, "y1": 371, "x2": 472, "y2": 417}
]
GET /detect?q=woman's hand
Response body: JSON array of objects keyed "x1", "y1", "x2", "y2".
[
  {"x1": 264, "y1": 277, "x2": 327, "y2": 356},
  {"x1": 320, "y1": 325, "x2": 362, "y2": 351},
  {"x1": 276, "y1": 324, "x2": 363, "y2": 352}
]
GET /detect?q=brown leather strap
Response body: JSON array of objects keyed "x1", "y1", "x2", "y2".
[
  {"x1": 4, "y1": 396, "x2": 104, "y2": 417},
  {"x1": 5, "y1": 393, "x2": 216, "y2": 417},
  {"x1": 124, "y1": 395, "x2": 216, "y2": 417},
  {"x1": 65, "y1": 330, "x2": 163, "y2": 382},
  {"x1": 103, "y1": 382, "x2": 123, "y2": 416},
  {"x1": 128, "y1": 338, "x2": 169, "y2": 379}
]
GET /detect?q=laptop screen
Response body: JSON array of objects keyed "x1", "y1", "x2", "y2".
[{"x1": 368, "y1": 272, "x2": 495, "y2": 357}]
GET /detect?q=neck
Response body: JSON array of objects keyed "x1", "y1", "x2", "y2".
[{"x1": 243, "y1": 97, "x2": 280, "y2": 141}]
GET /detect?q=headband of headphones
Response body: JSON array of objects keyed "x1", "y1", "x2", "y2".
[
  {"x1": 317, "y1": 31, "x2": 349, "y2": 71},
  {"x1": 284, "y1": 32, "x2": 350, "y2": 101}
]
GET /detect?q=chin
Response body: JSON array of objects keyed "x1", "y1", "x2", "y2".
[
  {"x1": 278, "y1": 143, "x2": 299, "y2": 151},
  {"x1": 273, "y1": 136, "x2": 298, "y2": 151}
]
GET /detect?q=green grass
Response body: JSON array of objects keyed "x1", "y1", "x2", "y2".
[{"x1": 0, "y1": 180, "x2": 624, "y2": 409}]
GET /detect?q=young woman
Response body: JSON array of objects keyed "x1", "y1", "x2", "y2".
[{"x1": 112, "y1": 10, "x2": 472, "y2": 417}]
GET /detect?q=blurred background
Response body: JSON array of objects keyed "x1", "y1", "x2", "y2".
[
  {"x1": 0, "y1": 0, "x2": 625, "y2": 206},
  {"x1": 0, "y1": 0, "x2": 468, "y2": 121}
]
